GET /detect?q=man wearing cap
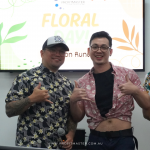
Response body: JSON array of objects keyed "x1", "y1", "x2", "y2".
[{"x1": 5, "y1": 36, "x2": 77, "y2": 149}]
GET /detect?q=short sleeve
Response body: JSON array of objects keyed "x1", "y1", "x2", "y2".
[
  {"x1": 143, "y1": 72, "x2": 150, "y2": 95},
  {"x1": 5, "y1": 72, "x2": 30, "y2": 102},
  {"x1": 130, "y1": 70, "x2": 145, "y2": 92}
]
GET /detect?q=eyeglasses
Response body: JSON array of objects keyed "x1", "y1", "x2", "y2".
[
  {"x1": 90, "y1": 45, "x2": 110, "y2": 52},
  {"x1": 47, "y1": 48, "x2": 66, "y2": 56}
]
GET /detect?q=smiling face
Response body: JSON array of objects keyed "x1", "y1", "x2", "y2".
[
  {"x1": 40, "y1": 46, "x2": 66, "y2": 72},
  {"x1": 88, "y1": 37, "x2": 113, "y2": 69}
]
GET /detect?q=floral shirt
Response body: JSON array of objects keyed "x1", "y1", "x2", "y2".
[
  {"x1": 143, "y1": 72, "x2": 150, "y2": 95},
  {"x1": 77, "y1": 63, "x2": 145, "y2": 129},
  {"x1": 5, "y1": 64, "x2": 74, "y2": 149}
]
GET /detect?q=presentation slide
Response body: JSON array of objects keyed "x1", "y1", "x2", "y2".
[{"x1": 0, "y1": 0, "x2": 144, "y2": 71}]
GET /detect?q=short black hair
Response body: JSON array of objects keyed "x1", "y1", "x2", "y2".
[{"x1": 89, "y1": 31, "x2": 112, "y2": 48}]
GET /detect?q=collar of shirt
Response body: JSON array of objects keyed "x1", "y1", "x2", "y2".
[
  {"x1": 89, "y1": 62, "x2": 117, "y2": 76},
  {"x1": 39, "y1": 63, "x2": 59, "y2": 77}
]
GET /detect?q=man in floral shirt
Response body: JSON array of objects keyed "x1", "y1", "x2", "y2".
[
  {"x1": 5, "y1": 36, "x2": 77, "y2": 149},
  {"x1": 70, "y1": 31, "x2": 150, "y2": 150}
]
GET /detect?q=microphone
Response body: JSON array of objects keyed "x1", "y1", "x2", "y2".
[{"x1": 57, "y1": 128, "x2": 67, "y2": 142}]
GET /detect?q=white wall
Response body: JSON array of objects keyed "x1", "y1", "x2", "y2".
[{"x1": 1, "y1": 0, "x2": 150, "y2": 149}]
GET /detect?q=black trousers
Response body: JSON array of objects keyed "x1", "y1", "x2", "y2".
[{"x1": 87, "y1": 128, "x2": 137, "y2": 150}]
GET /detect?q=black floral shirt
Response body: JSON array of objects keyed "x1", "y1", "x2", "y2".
[
  {"x1": 143, "y1": 72, "x2": 150, "y2": 95},
  {"x1": 5, "y1": 64, "x2": 74, "y2": 149}
]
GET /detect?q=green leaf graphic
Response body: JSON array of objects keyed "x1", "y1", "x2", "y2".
[
  {"x1": 7, "y1": 22, "x2": 26, "y2": 35},
  {"x1": 3, "y1": 35, "x2": 27, "y2": 43},
  {"x1": 0, "y1": 23, "x2": 3, "y2": 45}
]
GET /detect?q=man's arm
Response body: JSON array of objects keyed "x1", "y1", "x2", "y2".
[
  {"x1": 143, "y1": 108, "x2": 150, "y2": 121},
  {"x1": 61, "y1": 116, "x2": 77, "y2": 150},
  {"x1": 5, "y1": 82, "x2": 52, "y2": 118},
  {"x1": 118, "y1": 74, "x2": 150, "y2": 110},
  {"x1": 70, "y1": 81, "x2": 90, "y2": 122},
  {"x1": 132, "y1": 89, "x2": 150, "y2": 110},
  {"x1": 70, "y1": 100, "x2": 85, "y2": 122},
  {"x1": 67, "y1": 116, "x2": 77, "y2": 138},
  {"x1": 132, "y1": 88, "x2": 150, "y2": 120},
  {"x1": 6, "y1": 97, "x2": 33, "y2": 117}
]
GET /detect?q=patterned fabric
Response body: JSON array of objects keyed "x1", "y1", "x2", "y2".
[
  {"x1": 143, "y1": 72, "x2": 150, "y2": 95},
  {"x1": 5, "y1": 64, "x2": 74, "y2": 149},
  {"x1": 77, "y1": 63, "x2": 145, "y2": 130},
  {"x1": 54, "y1": 36, "x2": 64, "y2": 42}
]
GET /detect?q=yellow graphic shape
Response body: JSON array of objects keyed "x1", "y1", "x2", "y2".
[
  {"x1": 119, "y1": 54, "x2": 141, "y2": 68},
  {"x1": 118, "y1": 0, "x2": 143, "y2": 18},
  {"x1": 113, "y1": 20, "x2": 142, "y2": 55},
  {"x1": 110, "y1": 54, "x2": 141, "y2": 68}
]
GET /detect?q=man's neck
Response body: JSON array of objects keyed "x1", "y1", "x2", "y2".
[
  {"x1": 93, "y1": 62, "x2": 111, "y2": 74},
  {"x1": 42, "y1": 63, "x2": 58, "y2": 73}
]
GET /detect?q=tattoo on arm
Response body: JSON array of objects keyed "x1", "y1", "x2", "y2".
[
  {"x1": 5, "y1": 97, "x2": 32, "y2": 117},
  {"x1": 67, "y1": 116, "x2": 77, "y2": 132}
]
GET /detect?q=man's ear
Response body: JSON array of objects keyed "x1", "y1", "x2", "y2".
[
  {"x1": 40, "y1": 50, "x2": 44, "y2": 58},
  {"x1": 87, "y1": 48, "x2": 90, "y2": 56},
  {"x1": 110, "y1": 48, "x2": 113, "y2": 56}
]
